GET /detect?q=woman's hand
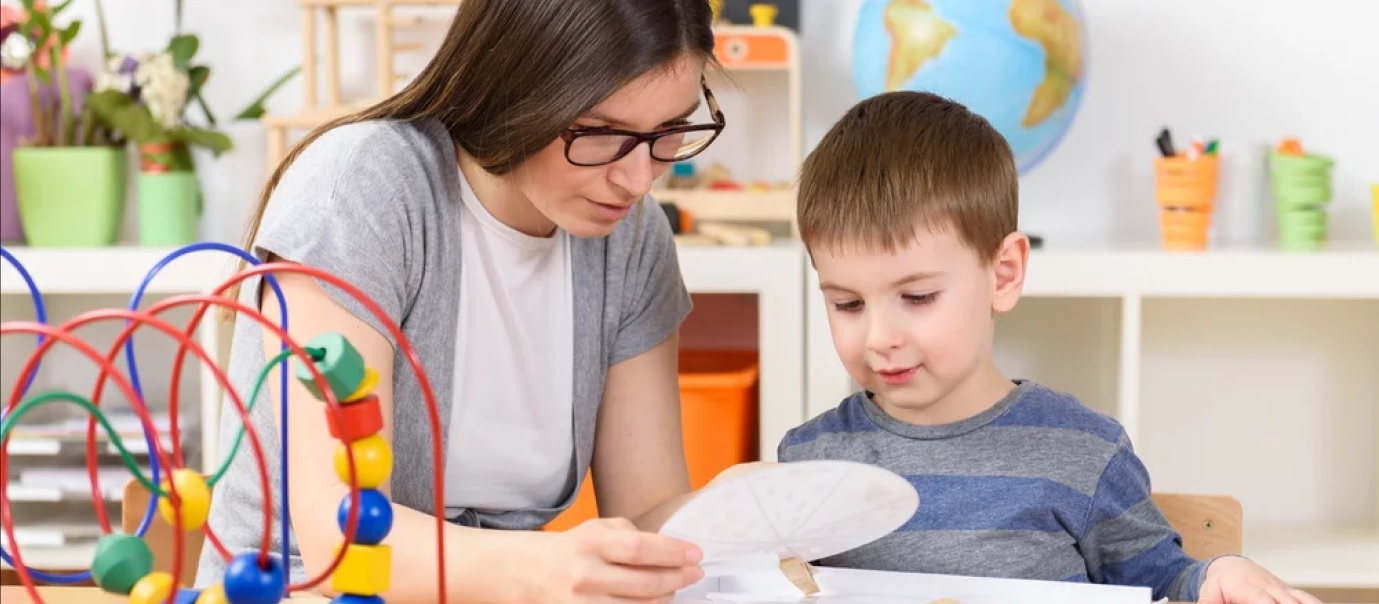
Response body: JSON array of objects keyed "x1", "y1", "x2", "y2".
[{"x1": 532, "y1": 517, "x2": 704, "y2": 603}]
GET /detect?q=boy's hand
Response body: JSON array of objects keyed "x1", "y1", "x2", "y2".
[{"x1": 1198, "y1": 556, "x2": 1322, "y2": 604}]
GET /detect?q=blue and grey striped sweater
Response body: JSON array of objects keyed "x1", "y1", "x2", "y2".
[{"x1": 778, "y1": 380, "x2": 1210, "y2": 602}]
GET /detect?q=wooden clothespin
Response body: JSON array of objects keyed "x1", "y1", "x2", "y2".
[{"x1": 778, "y1": 555, "x2": 821, "y2": 596}]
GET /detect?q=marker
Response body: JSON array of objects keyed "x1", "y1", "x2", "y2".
[
  {"x1": 1204, "y1": 139, "x2": 1219, "y2": 156},
  {"x1": 1156, "y1": 128, "x2": 1176, "y2": 157}
]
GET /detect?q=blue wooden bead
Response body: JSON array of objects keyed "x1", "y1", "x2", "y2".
[
  {"x1": 337, "y1": 488, "x2": 394, "y2": 545},
  {"x1": 329, "y1": 595, "x2": 384, "y2": 604},
  {"x1": 223, "y1": 552, "x2": 285, "y2": 604},
  {"x1": 174, "y1": 588, "x2": 203, "y2": 604}
]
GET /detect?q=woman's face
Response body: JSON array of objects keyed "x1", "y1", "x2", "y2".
[{"x1": 510, "y1": 54, "x2": 708, "y2": 238}]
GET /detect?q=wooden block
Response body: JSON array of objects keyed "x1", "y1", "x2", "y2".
[{"x1": 330, "y1": 544, "x2": 392, "y2": 596}]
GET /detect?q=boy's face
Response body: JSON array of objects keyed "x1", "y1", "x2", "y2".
[{"x1": 813, "y1": 224, "x2": 1028, "y2": 424}]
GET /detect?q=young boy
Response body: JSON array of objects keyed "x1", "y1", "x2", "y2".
[{"x1": 779, "y1": 91, "x2": 1318, "y2": 604}]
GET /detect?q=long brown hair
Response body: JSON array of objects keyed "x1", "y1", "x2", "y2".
[{"x1": 224, "y1": 0, "x2": 716, "y2": 313}]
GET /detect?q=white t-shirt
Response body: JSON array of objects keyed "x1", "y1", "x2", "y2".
[{"x1": 444, "y1": 173, "x2": 575, "y2": 511}]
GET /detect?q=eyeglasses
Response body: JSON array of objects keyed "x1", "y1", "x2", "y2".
[{"x1": 559, "y1": 80, "x2": 725, "y2": 167}]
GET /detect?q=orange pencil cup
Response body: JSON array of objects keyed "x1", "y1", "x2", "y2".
[{"x1": 1154, "y1": 155, "x2": 1220, "y2": 250}]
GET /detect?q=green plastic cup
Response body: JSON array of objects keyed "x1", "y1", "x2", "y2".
[
  {"x1": 1277, "y1": 207, "x2": 1327, "y2": 250},
  {"x1": 1269, "y1": 151, "x2": 1334, "y2": 250},
  {"x1": 136, "y1": 170, "x2": 202, "y2": 246}
]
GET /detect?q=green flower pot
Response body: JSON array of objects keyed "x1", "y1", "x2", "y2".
[
  {"x1": 136, "y1": 170, "x2": 202, "y2": 246},
  {"x1": 13, "y1": 146, "x2": 127, "y2": 247}
]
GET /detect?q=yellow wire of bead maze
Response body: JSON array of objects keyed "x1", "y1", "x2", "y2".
[{"x1": 0, "y1": 245, "x2": 449, "y2": 604}]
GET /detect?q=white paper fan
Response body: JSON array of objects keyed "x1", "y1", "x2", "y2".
[{"x1": 660, "y1": 460, "x2": 918, "y2": 567}]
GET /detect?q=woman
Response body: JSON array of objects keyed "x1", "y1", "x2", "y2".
[{"x1": 196, "y1": 0, "x2": 726, "y2": 601}]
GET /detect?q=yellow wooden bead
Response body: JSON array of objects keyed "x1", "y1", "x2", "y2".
[
  {"x1": 333, "y1": 434, "x2": 392, "y2": 488},
  {"x1": 330, "y1": 543, "x2": 392, "y2": 596},
  {"x1": 344, "y1": 367, "x2": 379, "y2": 403},
  {"x1": 195, "y1": 584, "x2": 229, "y2": 604},
  {"x1": 128, "y1": 571, "x2": 175, "y2": 604},
  {"x1": 157, "y1": 469, "x2": 211, "y2": 531}
]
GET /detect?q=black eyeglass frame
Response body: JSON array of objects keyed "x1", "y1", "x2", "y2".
[{"x1": 558, "y1": 79, "x2": 726, "y2": 167}]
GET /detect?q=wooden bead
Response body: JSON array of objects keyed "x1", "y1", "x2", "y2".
[
  {"x1": 90, "y1": 533, "x2": 153, "y2": 595},
  {"x1": 330, "y1": 544, "x2": 392, "y2": 596},
  {"x1": 223, "y1": 552, "x2": 285, "y2": 604},
  {"x1": 195, "y1": 584, "x2": 229, "y2": 604},
  {"x1": 128, "y1": 571, "x2": 175, "y2": 604},
  {"x1": 157, "y1": 469, "x2": 212, "y2": 531},
  {"x1": 337, "y1": 489, "x2": 394, "y2": 545},
  {"x1": 343, "y1": 367, "x2": 379, "y2": 403},
  {"x1": 333, "y1": 434, "x2": 392, "y2": 489},
  {"x1": 292, "y1": 332, "x2": 365, "y2": 402},
  {"x1": 325, "y1": 394, "x2": 383, "y2": 442}
]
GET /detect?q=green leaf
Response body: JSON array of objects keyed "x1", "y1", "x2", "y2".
[
  {"x1": 194, "y1": 92, "x2": 218, "y2": 126},
  {"x1": 30, "y1": 11, "x2": 52, "y2": 39},
  {"x1": 49, "y1": 0, "x2": 74, "y2": 16},
  {"x1": 187, "y1": 64, "x2": 210, "y2": 96},
  {"x1": 232, "y1": 66, "x2": 301, "y2": 121},
  {"x1": 84, "y1": 89, "x2": 168, "y2": 143},
  {"x1": 167, "y1": 34, "x2": 199, "y2": 69},
  {"x1": 60, "y1": 21, "x2": 82, "y2": 45},
  {"x1": 170, "y1": 126, "x2": 234, "y2": 156}
]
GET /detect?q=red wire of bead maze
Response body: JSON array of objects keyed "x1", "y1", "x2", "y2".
[{"x1": 0, "y1": 261, "x2": 449, "y2": 604}]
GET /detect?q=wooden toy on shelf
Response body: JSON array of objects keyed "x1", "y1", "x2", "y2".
[
  {"x1": 750, "y1": 3, "x2": 779, "y2": 27},
  {"x1": 652, "y1": 24, "x2": 802, "y2": 239},
  {"x1": 260, "y1": 0, "x2": 463, "y2": 167}
]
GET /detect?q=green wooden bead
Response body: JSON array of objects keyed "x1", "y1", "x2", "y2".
[
  {"x1": 91, "y1": 532, "x2": 154, "y2": 595},
  {"x1": 291, "y1": 332, "x2": 366, "y2": 402}
]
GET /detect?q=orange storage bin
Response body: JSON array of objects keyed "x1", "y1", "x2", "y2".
[
  {"x1": 678, "y1": 349, "x2": 760, "y2": 489},
  {"x1": 544, "y1": 349, "x2": 760, "y2": 531}
]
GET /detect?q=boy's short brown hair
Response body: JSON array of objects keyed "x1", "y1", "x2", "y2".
[{"x1": 797, "y1": 91, "x2": 1018, "y2": 264}]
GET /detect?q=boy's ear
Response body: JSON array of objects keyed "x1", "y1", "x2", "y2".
[{"x1": 990, "y1": 232, "x2": 1029, "y2": 313}]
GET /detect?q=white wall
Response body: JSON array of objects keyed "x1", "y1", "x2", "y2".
[
  {"x1": 801, "y1": 0, "x2": 1379, "y2": 245},
  {"x1": 58, "y1": 0, "x2": 324, "y2": 244},
  {"x1": 56, "y1": 0, "x2": 1377, "y2": 246}
]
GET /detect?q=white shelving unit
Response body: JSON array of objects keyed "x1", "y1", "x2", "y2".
[
  {"x1": 652, "y1": 24, "x2": 803, "y2": 230},
  {"x1": 1, "y1": 245, "x2": 234, "y2": 572},
  {"x1": 676, "y1": 240, "x2": 806, "y2": 460},
  {"x1": 5, "y1": 241, "x2": 1377, "y2": 590},
  {"x1": 806, "y1": 242, "x2": 1379, "y2": 591}
]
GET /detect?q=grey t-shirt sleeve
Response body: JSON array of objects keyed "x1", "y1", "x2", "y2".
[
  {"x1": 249, "y1": 123, "x2": 425, "y2": 350},
  {"x1": 609, "y1": 199, "x2": 693, "y2": 365}
]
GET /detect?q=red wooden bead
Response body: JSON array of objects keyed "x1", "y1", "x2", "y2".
[{"x1": 325, "y1": 394, "x2": 383, "y2": 442}]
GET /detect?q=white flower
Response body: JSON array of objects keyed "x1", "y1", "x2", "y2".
[
  {"x1": 133, "y1": 51, "x2": 190, "y2": 129},
  {"x1": 95, "y1": 54, "x2": 142, "y2": 97},
  {"x1": 0, "y1": 30, "x2": 32, "y2": 70}
]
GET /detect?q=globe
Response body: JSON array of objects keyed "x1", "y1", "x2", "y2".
[{"x1": 851, "y1": 0, "x2": 1087, "y2": 174}]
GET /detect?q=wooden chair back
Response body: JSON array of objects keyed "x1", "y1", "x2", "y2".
[
  {"x1": 121, "y1": 477, "x2": 207, "y2": 586},
  {"x1": 1151, "y1": 492, "x2": 1243, "y2": 560}
]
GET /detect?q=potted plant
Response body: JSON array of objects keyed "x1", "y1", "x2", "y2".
[
  {"x1": 6, "y1": 0, "x2": 126, "y2": 247},
  {"x1": 85, "y1": 0, "x2": 297, "y2": 246}
]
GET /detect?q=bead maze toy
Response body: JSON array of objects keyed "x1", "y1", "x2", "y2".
[{"x1": 0, "y1": 242, "x2": 450, "y2": 603}]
